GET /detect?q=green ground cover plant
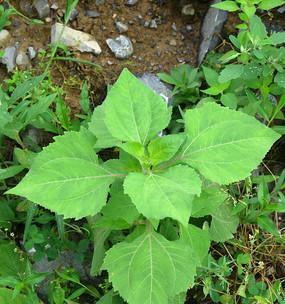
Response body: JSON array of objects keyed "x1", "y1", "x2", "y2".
[
  {"x1": 1, "y1": 0, "x2": 285, "y2": 303},
  {"x1": 6, "y1": 68, "x2": 281, "y2": 303},
  {"x1": 160, "y1": 14, "x2": 285, "y2": 136},
  {"x1": 160, "y1": 0, "x2": 285, "y2": 135}
]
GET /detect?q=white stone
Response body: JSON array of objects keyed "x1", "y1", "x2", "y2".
[
  {"x1": 116, "y1": 21, "x2": 129, "y2": 33},
  {"x1": 16, "y1": 52, "x2": 30, "y2": 66},
  {"x1": 79, "y1": 40, "x2": 101, "y2": 53},
  {"x1": 169, "y1": 39, "x2": 177, "y2": 46},
  {"x1": 51, "y1": 23, "x2": 102, "y2": 55},
  {"x1": 106, "y1": 35, "x2": 133, "y2": 59},
  {"x1": 149, "y1": 19, "x2": 157, "y2": 29},
  {"x1": 51, "y1": 3, "x2": 59, "y2": 10},
  {"x1": 0, "y1": 29, "x2": 10, "y2": 44},
  {"x1": 28, "y1": 46, "x2": 37, "y2": 59}
]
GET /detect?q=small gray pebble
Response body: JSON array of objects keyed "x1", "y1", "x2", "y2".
[
  {"x1": 182, "y1": 4, "x2": 195, "y2": 16},
  {"x1": 149, "y1": 19, "x2": 157, "y2": 29},
  {"x1": 1, "y1": 46, "x2": 17, "y2": 72},
  {"x1": 126, "y1": 0, "x2": 139, "y2": 6},
  {"x1": 68, "y1": 8, "x2": 78, "y2": 21},
  {"x1": 115, "y1": 21, "x2": 129, "y2": 33},
  {"x1": 144, "y1": 20, "x2": 150, "y2": 28},
  {"x1": 169, "y1": 39, "x2": 177, "y2": 46},
  {"x1": 186, "y1": 24, "x2": 193, "y2": 31},
  {"x1": 50, "y1": 3, "x2": 59, "y2": 10},
  {"x1": 106, "y1": 35, "x2": 134, "y2": 59},
  {"x1": 34, "y1": 0, "x2": 50, "y2": 19},
  {"x1": 27, "y1": 46, "x2": 37, "y2": 59},
  {"x1": 171, "y1": 22, "x2": 177, "y2": 31},
  {"x1": 16, "y1": 52, "x2": 30, "y2": 66},
  {"x1": 86, "y1": 10, "x2": 100, "y2": 18}
]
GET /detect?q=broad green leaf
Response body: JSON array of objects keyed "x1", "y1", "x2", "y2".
[
  {"x1": 257, "y1": 215, "x2": 280, "y2": 236},
  {"x1": 80, "y1": 81, "x2": 90, "y2": 114},
  {"x1": 124, "y1": 165, "x2": 202, "y2": 225},
  {"x1": 249, "y1": 15, "x2": 267, "y2": 40},
  {"x1": 24, "y1": 94, "x2": 56, "y2": 124},
  {"x1": 202, "y1": 67, "x2": 219, "y2": 86},
  {"x1": 89, "y1": 105, "x2": 121, "y2": 149},
  {"x1": 23, "y1": 203, "x2": 37, "y2": 244},
  {"x1": 0, "y1": 243, "x2": 26, "y2": 277},
  {"x1": 14, "y1": 148, "x2": 36, "y2": 169},
  {"x1": 181, "y1": 103, "x2": 280, "y2": 184},
  {"x1": 103, "y1": 158, "x2": 140, "y2": 176},
  {"x1": 0, "y1": 105, "x2": 12, "y2": 130},
  {"x1": 263, "y1": 31, "x2": 285, "y2": 45},
  {"x1": 201, "y1": 82, "x2": 230, "y2": 96},
  {"x1": 119, "y1": 142, "x2": 145, "y2": 162},
  {"x1": 212, "y1": 1, "x2": 239, "y2": 12},
  {"x1": 209, "y1": 204, "x2": 239, "y2": 242},
  {"x1": 157, "y1": 73, "x2": 178, "y2": 86},
  {"x1": 219, "y1": 50, "x2": 240, "y2": 64},
  {"x1": 229, "y1": 34, "x2": 241, "y2": 49},
  {"x1": 7, "y1": 129, "x2": 116, "y2": 219},
  {"x1": 103, "y1": 228, "x2": 198, "y2": 304},
  {"x1": 159, "y1": 218, "x2": 179, "y2": 241},
  {"x1": 180, "y1": 224, "x2": 210, "y2": 265},
  {"x1": 169, "y1": 293, "x2": 187, "y2": 304},
  {"x1": 269, "y1": 94, "x2": 285, "y2": 123},
  {"x1": 0, "y1": 165, "x2": 24, "y2": 180},
  {"x1": 0, "y1": 288, "x2": 29, "y2": 304},
  {"x1": 220, "y1": 93, "x2": 238, "y2": 109},
  {"x1": 259, "y1": 0, "x2": 285, "y2": 10},
  {"x1": 55, "y1": 96, "x2": 72, "y2": 131},
  {"x1": 9, "y1": 74, "x2": 45, "y2": 104},
  {"x1": 274, "y1": 72, "x2": 285, "y2": 88},
  {"x1": 191, "y1": 187, "x2": 228, "y2": 217},
  {"x1": 97, "y1": 290, "x2": 124, "y2": 304},
  {"x1": 94, "y1": 217, "x2": 130, "y2": 230},
  {"x1": 148, "y1": 134, "x2": 185, "y2": 166},
  {"x1": 272, "y1": 125, "x2": 285, "y2": 135},
  {"x1": 218, "y1": 64, "x2": 244, "y2": 83},
  {"x1": 101, "y1": 181, "x2": 139, "y2": 224},
  {"x1": 0, "y1": 201, "x2": 15, "y2": 229},
  {"x1": 243, "y1": 4, "x2": 256, "y2": 18},
  {"x1": 91, "y1": 226, "x2": 111, "y2": 276},
  {"x1": 104, "y1": 69, "x2": 171, "y2": 144}
]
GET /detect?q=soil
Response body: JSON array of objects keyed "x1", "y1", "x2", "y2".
[{"x1": 1, "y1": 0, "x2": 210, "y2": 112}]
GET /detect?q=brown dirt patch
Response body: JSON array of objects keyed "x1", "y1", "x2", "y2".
[{"x1": 2, "y1": 0, "x2": 210, "y2": 110}]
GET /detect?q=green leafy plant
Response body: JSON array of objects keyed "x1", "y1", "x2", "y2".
[
  {"x1": 233, "y1": 169, "x2": 285, "y2": 236},
  {"x1": 160, "y1": 11, "x2": 285, "y2": 137},
  {"x1": 0, "y1": 241, "x2": 48, "y2": 303},
  {"x1": 158, "y1": 64, "x2": 201, "y2": 105},
  {"x1": 0, "y1": 1, "x2": 43, "y2": 31},
  {"x1": 198, "y1": 252, "x2": 285, "y2": 303},
  {"x1": 48, "y1": 268, "x2": 100, "y2": 304},
  {"x1": 209, "y1": 14, "x2": 285, "y2": 133},
  {"x1": 7, "y1": 69, "x2": 280, "y2": 303},
  {"x1": 0, "y1": 4, "x2": 14, "y2": 31},
  {"x1": 212, "y1": 0, "x2": 285, "y2": 29}
]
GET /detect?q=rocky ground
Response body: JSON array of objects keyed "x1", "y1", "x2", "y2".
[
  {"x1": 0, "y1": 0, "x2": 227, "y2": 111},
  {"x1": 1, "y1": 1, "x2": 285, "y2": 112}
]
